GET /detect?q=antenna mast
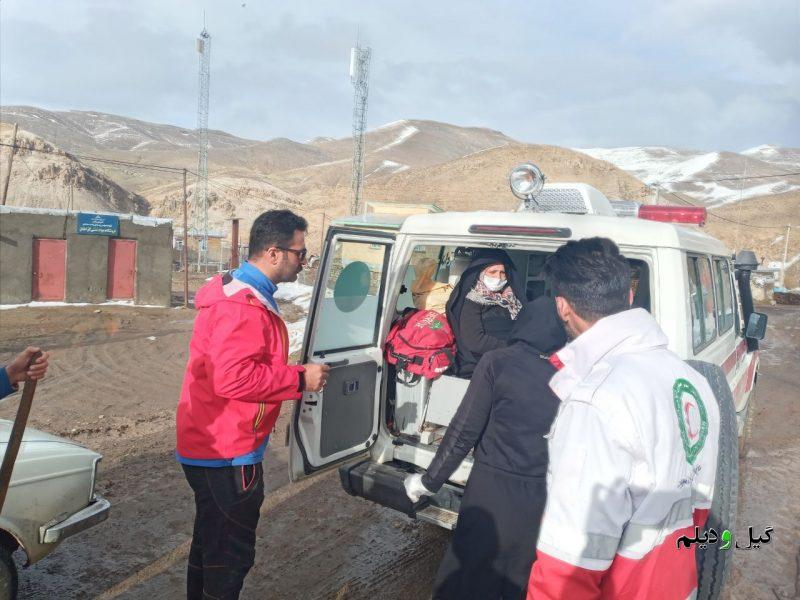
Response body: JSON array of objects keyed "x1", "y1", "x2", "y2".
[
  {"x1": 349, "y1": 40, "x2": 371, "y2": 215},
  {"x1": 195, "y1": 25, "x2": 211, "y2": 271}
]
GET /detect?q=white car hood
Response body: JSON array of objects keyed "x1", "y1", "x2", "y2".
[{"x1": 0, "y1": 419, "x2": 92, "y2": 451}]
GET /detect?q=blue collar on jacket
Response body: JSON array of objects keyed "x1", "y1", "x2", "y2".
[{"x1": 231, "y1": 261, "x2": 279, "y2": 312}]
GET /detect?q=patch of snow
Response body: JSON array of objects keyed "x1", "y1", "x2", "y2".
[
  {"x1": 0, "y1": 205, "x2": 172, "y2": 226},
  {"x1": 275, "y1": 282, "x2": 314, "y2": 311},
  {"x1": 285, "y1": 318, "x2": 307, "y2": 354},
  {"x1": 375, "y1": 125, "x2": 419, "y2": 152},
  {"x1": 742, "y1": 144, "x2": 779, "y2": 157},
  {"x1": 706, "y1": 181, "x2": 800, "y2": 208},
  {"x1": 130, "y1": 140, "x2": 155, "y2": 151},
  {"x1": 147, "y1": 336, "x2": 157, "y2": 341},
  {"x1": 94, "y1": 125, "x2": 130, "y2": 141},
  {"x1": 376, "y1": 120, "x2": 409, "y2": 130},
  {"x1": 302, "y1": 157, "x2": 350, "y2": 169},
  {"x1": 366, "y1": 160, "x2": 411, "y2": 177},
  {"x1": 0, "y1": 300, "x2": 165, "y2": 310},
  {"x1": 771, "y1": 235, "x2": 786, "y2": 246},
  {"x1": 131, "y1": 215, "x2": 173, "y2": 227},
  {"x1": 577, "y1": 146, "x2": 718, "y2": 185},
  {"x1": 461, "y1": 142, "x2": 511, "y2": 160}
]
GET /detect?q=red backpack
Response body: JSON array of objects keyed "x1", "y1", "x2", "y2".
[{"x1": 385, "y1": 309, "x2": 456, "y2": 383}]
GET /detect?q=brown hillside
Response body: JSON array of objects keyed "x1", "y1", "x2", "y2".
[
  {"x1": 0, "y1": 124, "x2": 147, "y2": 214},
  {"x1": 705, "y1": 190, "x2": 800, "y2": 288}
]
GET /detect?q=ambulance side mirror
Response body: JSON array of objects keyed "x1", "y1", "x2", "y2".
[{"x1": 745, "y1": 312, "x2": 767, "y2": 340}]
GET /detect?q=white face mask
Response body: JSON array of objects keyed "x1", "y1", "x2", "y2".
[{"x1": 482, "y1": 275, "x2": 507, "y2": 292}]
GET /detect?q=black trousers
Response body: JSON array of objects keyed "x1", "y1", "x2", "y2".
[
  {"x1": 433, "y1": 463, "x2": 547, "y2": 600},
  {"x1": 182, "y1": 463, "x2": 265, "y2": 600}
]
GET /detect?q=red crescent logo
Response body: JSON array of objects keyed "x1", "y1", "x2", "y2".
[{"x1": 684, "y1": 401, "x2": 699, "y2": 439}]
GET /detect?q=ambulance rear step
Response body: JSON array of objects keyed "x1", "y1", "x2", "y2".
[{"x1": 338, "y1": 459, "x2": 463, "y2": 527}]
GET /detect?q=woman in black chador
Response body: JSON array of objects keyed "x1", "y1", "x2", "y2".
[
  {"x1": 405, "y1": 295, "x2": 567, "y2": 600},
  {"x1": 445, "y1": 249, "x2": 526, "y2": 378}
]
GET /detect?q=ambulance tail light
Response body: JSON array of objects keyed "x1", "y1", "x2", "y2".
[{"x1": 638, "y1": 205, "x2": 707, "y2": 225}]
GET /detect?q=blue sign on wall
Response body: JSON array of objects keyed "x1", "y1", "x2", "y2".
[{"x1": 77, "y1": 213, "x2": 119, "y2": 236}]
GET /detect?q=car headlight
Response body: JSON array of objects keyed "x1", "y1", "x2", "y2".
[
  {"x1": 90, "y1": 456, "x2": 102, "y2": 502},
  {"x1": 509, "y1": 162, "x2": 545, "y2": 201}
]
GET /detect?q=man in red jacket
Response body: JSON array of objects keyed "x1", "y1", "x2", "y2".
[{"x1": 176, "y1": 210, "x2": 329, "y2": 600}]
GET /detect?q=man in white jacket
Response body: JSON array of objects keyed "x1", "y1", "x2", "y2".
[{"x1": 527, "y1": 237, "x2": 719, "y2": 599}]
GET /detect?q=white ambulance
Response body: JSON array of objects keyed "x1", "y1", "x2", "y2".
[{"x1": 288, "y1": 163, "x2": 766, "y2": 532}]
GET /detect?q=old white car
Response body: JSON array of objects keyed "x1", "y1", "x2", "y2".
[{"x1": 0, "y1": 422, "x2": 110, "y2": 599}]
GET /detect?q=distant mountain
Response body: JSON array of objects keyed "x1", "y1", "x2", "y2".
[
  {"x1": 576, "y1": 146, "x2": 800, "y2": 207},
  {"x1": 1, "y1": 106, "x2": 795, "y2": 281},
  {"x1": 741, "y1": 145, "x2": 800, "y2": 170},
  {"x1": 0, "y1": 106, "x2": 257, "y2": 152}
]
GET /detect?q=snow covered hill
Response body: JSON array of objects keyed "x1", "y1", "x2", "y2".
[
  {"x1": 577, "y1": 146, "x2": 800, "y2": 207},
  {"x1": 0, "y1": 106, "x2": 258, "y2": 152}
]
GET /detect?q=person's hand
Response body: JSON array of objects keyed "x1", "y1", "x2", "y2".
[
  {"x1": 5, "y1": 347, "x2": 50, "y2": 385},
  {"x1": 404, "y1": 473, "x2": 433, "y2": 503},
  {"x1": 302, "y1": 363, "x2": 330, "y2": 392}
]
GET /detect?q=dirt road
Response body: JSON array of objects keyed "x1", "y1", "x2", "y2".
[{"x1": 0, "y1": 304, "x2": 797, "y2": 599}]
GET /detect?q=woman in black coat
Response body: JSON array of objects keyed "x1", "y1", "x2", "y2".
[
  {"x1": 405, "y1": 296, "x2": 566, "y2": 600},
  {"x1": 445, "y1": 249, "x2": 526, "y2": 378}
]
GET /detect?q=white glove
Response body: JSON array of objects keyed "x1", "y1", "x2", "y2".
[{"x1": 404, "y1": 473, "x2": 434, "y2": 503}]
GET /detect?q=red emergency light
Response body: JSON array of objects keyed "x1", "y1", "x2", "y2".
[
  {"x1": 468, "y1": 225, "x2": 572, "y2": 237},
  {"x1": 637, "y1": 205, "x2": 707, "y2": 225}
]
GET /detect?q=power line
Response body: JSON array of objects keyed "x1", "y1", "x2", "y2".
[
  {"x1": 659, "y1": 170, "x2": 800, "y2": 185},
  {"x1": 0, "y1": 142, "x2": 185, "y2": 174}
]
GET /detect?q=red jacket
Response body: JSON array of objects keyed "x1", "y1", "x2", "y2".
[{"x1": 176, "y1": 274, "x2": 305, "y2": 460}]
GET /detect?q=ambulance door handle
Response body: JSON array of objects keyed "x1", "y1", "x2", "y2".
[{"x1": 325, "y1": 359, "x2": 349, "y2": 368}]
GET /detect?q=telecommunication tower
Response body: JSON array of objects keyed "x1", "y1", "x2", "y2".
[
  {"x1": 349, "y1": 42, "x2": 371, "y2": 215},
  {"x1": 195, "y1": 26, "x2": 211, "y2": 270}
]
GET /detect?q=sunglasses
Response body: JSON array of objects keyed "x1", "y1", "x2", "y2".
[{"x1": 275, "y1": 246, "x2": 308, "y2": 261}]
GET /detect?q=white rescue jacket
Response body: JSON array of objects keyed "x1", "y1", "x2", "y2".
[{"x1": 528, "y1": 308, "x2": 719, "y2": 600}]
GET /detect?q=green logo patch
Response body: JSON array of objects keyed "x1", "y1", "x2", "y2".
[
  {"x1": 672, "y1": 378, "x2": 709, "y2": 465},
  {"x1": 429, "y1": 320, "x2": 443, "y2": 330}
]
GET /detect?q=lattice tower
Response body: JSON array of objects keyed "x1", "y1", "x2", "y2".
[
  {"x1": 195, "y1": 27, "x2": 211, "y2": 270},
  {"x1": 349, "y1": 44, "x2": 371, "y2": 215}
]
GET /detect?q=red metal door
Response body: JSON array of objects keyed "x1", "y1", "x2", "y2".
[
  {"x1": 32, "y1": 239, "x2": 66, "y2": 301},
  {"x1": 107, "y1": 239, "x2": 137, "y2": 300}
]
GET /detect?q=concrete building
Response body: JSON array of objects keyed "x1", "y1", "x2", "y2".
[{"x1": 0, "y1": 206, "x2": 173, "y2": 306}]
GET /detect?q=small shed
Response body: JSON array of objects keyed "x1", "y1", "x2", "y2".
[{"x1": 0, "y1": 206, "x2": 173, "y2": 306}]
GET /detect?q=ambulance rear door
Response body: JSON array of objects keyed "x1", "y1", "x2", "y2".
[{"x1": 289, "y1": 227, "x2": 394, "y2": 481}]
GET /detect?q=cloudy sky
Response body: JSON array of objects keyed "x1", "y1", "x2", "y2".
[{"x1": 1, "y1": 0, "x2": 798, "y2": 151}]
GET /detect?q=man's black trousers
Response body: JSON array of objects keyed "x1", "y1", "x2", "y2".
[{"x1": 182, "y1": 463, "x2": 265, "y2": 600}]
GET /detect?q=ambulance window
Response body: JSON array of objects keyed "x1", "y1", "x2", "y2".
[
  {"x1": 312, "y1": 240, "x2": 390, "y2": 354},
  {"x1": 687, "y1": 255, "x2": 717, "y2": 352},
  {"x1": 713, "y1": 258, "x2": 734, "y2": 333},
  {"x1": 397, "y1": 245, "x2": 453, "y2": 313}
]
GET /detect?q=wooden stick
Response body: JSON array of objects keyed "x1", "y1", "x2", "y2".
[{"x1": 0, "y1": 351, "x2": 42, "y2": 513}]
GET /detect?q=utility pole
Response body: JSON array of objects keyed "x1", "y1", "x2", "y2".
[
  {"x1": 182, "y1": 169, "x2": 189, "y2": 308},
  {"x1": 780, "y1": 225, "x2": 791, "y2": 289},
  {"x1": 230, "y1": 218, "x2": 240, "y2": 270},
  {"x1": 0, "y1": 123, "x2": 19, "y2": 205},
  {"x1": 319, "y1": 211, "x2": 326, "y2": 252},
  {"x1": 349, "y1": 40, "x2": 371, "y2": 215}
]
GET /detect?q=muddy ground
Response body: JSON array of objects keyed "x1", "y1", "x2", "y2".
[{"x1": 0, "y1": 303, "x2": 797, "y2": 600}]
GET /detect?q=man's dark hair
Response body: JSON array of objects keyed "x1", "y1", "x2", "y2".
[
  {"x1": 248, "y1": 210, "x2": 307, "y2": 259},
  {"x1": 543, "y1": 237, "x2": 631, "y2": 321}
]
